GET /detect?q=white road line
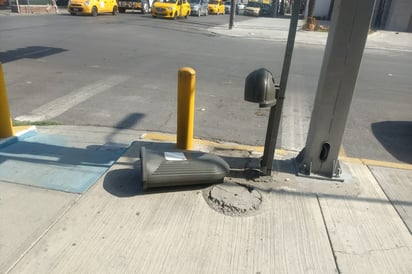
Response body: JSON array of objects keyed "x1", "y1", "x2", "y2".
[{"x1": 15, "y1": 75, "x2": 128, "y2": 122}]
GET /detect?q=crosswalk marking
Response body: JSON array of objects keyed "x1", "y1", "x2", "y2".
[{"x1": 15, "y1": 75, "x2": 128, "y2": 122}]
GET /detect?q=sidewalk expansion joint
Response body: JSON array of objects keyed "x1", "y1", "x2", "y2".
[{"x1": 316, "y1": 196, "x2": 342, "y2": 274}]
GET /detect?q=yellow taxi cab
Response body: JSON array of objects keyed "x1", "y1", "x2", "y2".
[
  {"x1": 68, "y1": 0, "x2": 119, "y2": 16},
  {"x1": 151, "y1": 0, "x2": 191, "y2": 19},
  {"x1": 208, "y1": 0, "x2": 225, "y2": 15},
  {"x1": 243, "y1": 1, "x2": 261, "y2": 16}
]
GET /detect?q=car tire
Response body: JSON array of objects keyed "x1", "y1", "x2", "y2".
[
  {"x1": 112, "y1": 6, "x2": 118, "y2": 15},
  {"x1": 91, "y1": 7, "x2": 98, "y2": 17},
  {"x1": 141, "y1": 1, "x2": 149, "y2": 14},
  {"x1": 70, "y1": 12, "x2": 76, "y2": 15},
  {"x1": 173, "y1": 12, "x2": 177, "y2": 20}
]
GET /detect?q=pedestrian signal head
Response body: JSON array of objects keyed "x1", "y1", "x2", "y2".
[{"x1": 244, "y1": 68, "x2": 277, "y2": 108}]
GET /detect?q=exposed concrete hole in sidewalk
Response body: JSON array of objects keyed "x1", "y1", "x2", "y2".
[{"x1": 205, "y1": 181, "x2": 262, "y2": 217}]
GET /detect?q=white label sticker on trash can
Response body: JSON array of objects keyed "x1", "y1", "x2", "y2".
[{"x1": 164, "y1": 152, "x2": 187, "y2": 161}]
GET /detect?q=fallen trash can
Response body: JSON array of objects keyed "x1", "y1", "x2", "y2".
[{"x1": 140, "y1": 146, "x2": 230, "y2": 190}]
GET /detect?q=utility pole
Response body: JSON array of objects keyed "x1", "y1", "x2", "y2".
[
  {"x1": 229, "y1": 0, "x2": 235, "y2": 29},
  {"x1": 279, "y1": 0, "x2": 284, "y2": 15},
  {"x1": 15, "y1": 0, "x2": 21, "y2": 13},
  {"x1": 296, "y1": 0, "x2": 376, "y2": 179}
]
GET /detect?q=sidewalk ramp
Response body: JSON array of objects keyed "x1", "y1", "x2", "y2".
[{"x1": 0, "y1": 133, "x2": 129, "y2": 193}]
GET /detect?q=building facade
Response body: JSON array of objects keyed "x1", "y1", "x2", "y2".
[{"x1": 311, "y1": 0, "x2": 412, "y2": 32}]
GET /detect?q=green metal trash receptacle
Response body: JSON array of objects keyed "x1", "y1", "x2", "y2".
[{"x1": 140, "y1": 146, "x2": 230, "y2": 190}]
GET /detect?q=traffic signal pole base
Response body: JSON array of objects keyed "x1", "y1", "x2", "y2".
[
  {"x1": 295, "y1": 171, "x2": 344, "y2": 183},
  {"x1": 295, "y1": 148, "x2": 344, "y2": 182}
]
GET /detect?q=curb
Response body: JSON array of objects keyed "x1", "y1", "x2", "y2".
[
  {"x1": 142, "y1": 132, "x2": 412, "y2": 171},
  {"x1": 0, "y1": 126, "x2": 37, "y2": 149}
]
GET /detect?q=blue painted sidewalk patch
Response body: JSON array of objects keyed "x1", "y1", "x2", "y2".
[{"x1": 0, "y1": 133, "x2": 130, "y2": 193}]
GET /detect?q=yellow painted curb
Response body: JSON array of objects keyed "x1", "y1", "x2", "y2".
[
  {"x1": 13, "y1": 125, "x2": 34, "y2": 134},
  {"x1": 142, "y1": 132, "x2": 290, "y2": 156},
  {"x1": 339, "y1": 156, "x2": 412, "y2": 170},
  {"x1": 12, "y1": 125, "x2": 37, "y2": 137},
  {"x1": 360, "y1": 158, "x2": 412, "y2": 170},
  {"x1": 142, "y1": 132, "x2": 412, "y2": 171}
]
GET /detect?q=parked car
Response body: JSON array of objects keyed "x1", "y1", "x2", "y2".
[
  {"x1": 118, "y1": 0, "x2": 154, "y2": 14},
  {"x1": 260, "y1": 3, "x2": 272, "y2": 17},
  {"x1": 151, "y1": 0, "x2": 191, "y2": 19},
  {"x1": 236, "y1": 2, "x2": 245, "y2": 15},
  {"x1": 208, "y1": 0, "x2": 224, "y2": 15},
  {"x1": 190, "y1": 0, "x2": 208, "y2": 16},
  {"x1": 243, "y1": 1, "x2": 260, "y2": 17},
  {"x1": 68, "y1": 0, "x2": 118, "y2": 16},
  {"x1": 224, "y1": 1, "x2": 230, "y2": 14}
]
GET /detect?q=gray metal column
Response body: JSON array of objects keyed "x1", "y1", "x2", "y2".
[{"x1": 296, "y1": 0, "x2": 375, "y2": 178}]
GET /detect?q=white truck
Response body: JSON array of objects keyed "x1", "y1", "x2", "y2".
[{"x1": 118, "y1": 0, "x2": 154, "y2": 14}]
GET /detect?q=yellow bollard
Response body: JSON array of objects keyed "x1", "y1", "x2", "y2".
[
  {"x1": 0, "y1": 63, "x2": 14, "y2": 138},
  {"x1": 177, "y1": 67, "x2": 196, "y2": 150}
]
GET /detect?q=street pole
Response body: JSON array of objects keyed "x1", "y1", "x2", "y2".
[
  {"x1": 229, "y1": 0, "x2": 235, "y2": 29},
  {"x1": 260, "y1": 0, "x2": 301, "y2": 175},
  {"x1": 15, "y1": 0, "x2": 21, "y2": 13},
  {"x1": 296, "y1": 0, "x2": 376, "y2": 178}
]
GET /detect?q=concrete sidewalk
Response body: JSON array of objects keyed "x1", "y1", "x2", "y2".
[
  {"x1": 208, "y1": 17, "x2": 412, "y2": 52},
  {"x1": 1, "y1": 125, "x2": 411, "y2": 273},
  {"x1": 0, "y1": 12, "x2": 411, "y2": 274}
]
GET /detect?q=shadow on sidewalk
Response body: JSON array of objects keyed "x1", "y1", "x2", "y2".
[{"x1": 102, "y1": 139, "x2": 412, "y2": 212}]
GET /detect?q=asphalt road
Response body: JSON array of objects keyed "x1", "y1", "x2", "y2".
[{"x1": 0, "y1": 12, "x2": 411, "y2": 164}]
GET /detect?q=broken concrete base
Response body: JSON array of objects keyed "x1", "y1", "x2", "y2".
[{"x1": 206, "y1": 181, "x2": 263, "y2": 217}]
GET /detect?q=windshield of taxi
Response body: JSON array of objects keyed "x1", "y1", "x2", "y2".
[
  {"x1": 247, "y1": 2, "x2": 260, "y2": 7},
  {"x1": 155, "y1": 0, "x2": 176, "y2": 3}
]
